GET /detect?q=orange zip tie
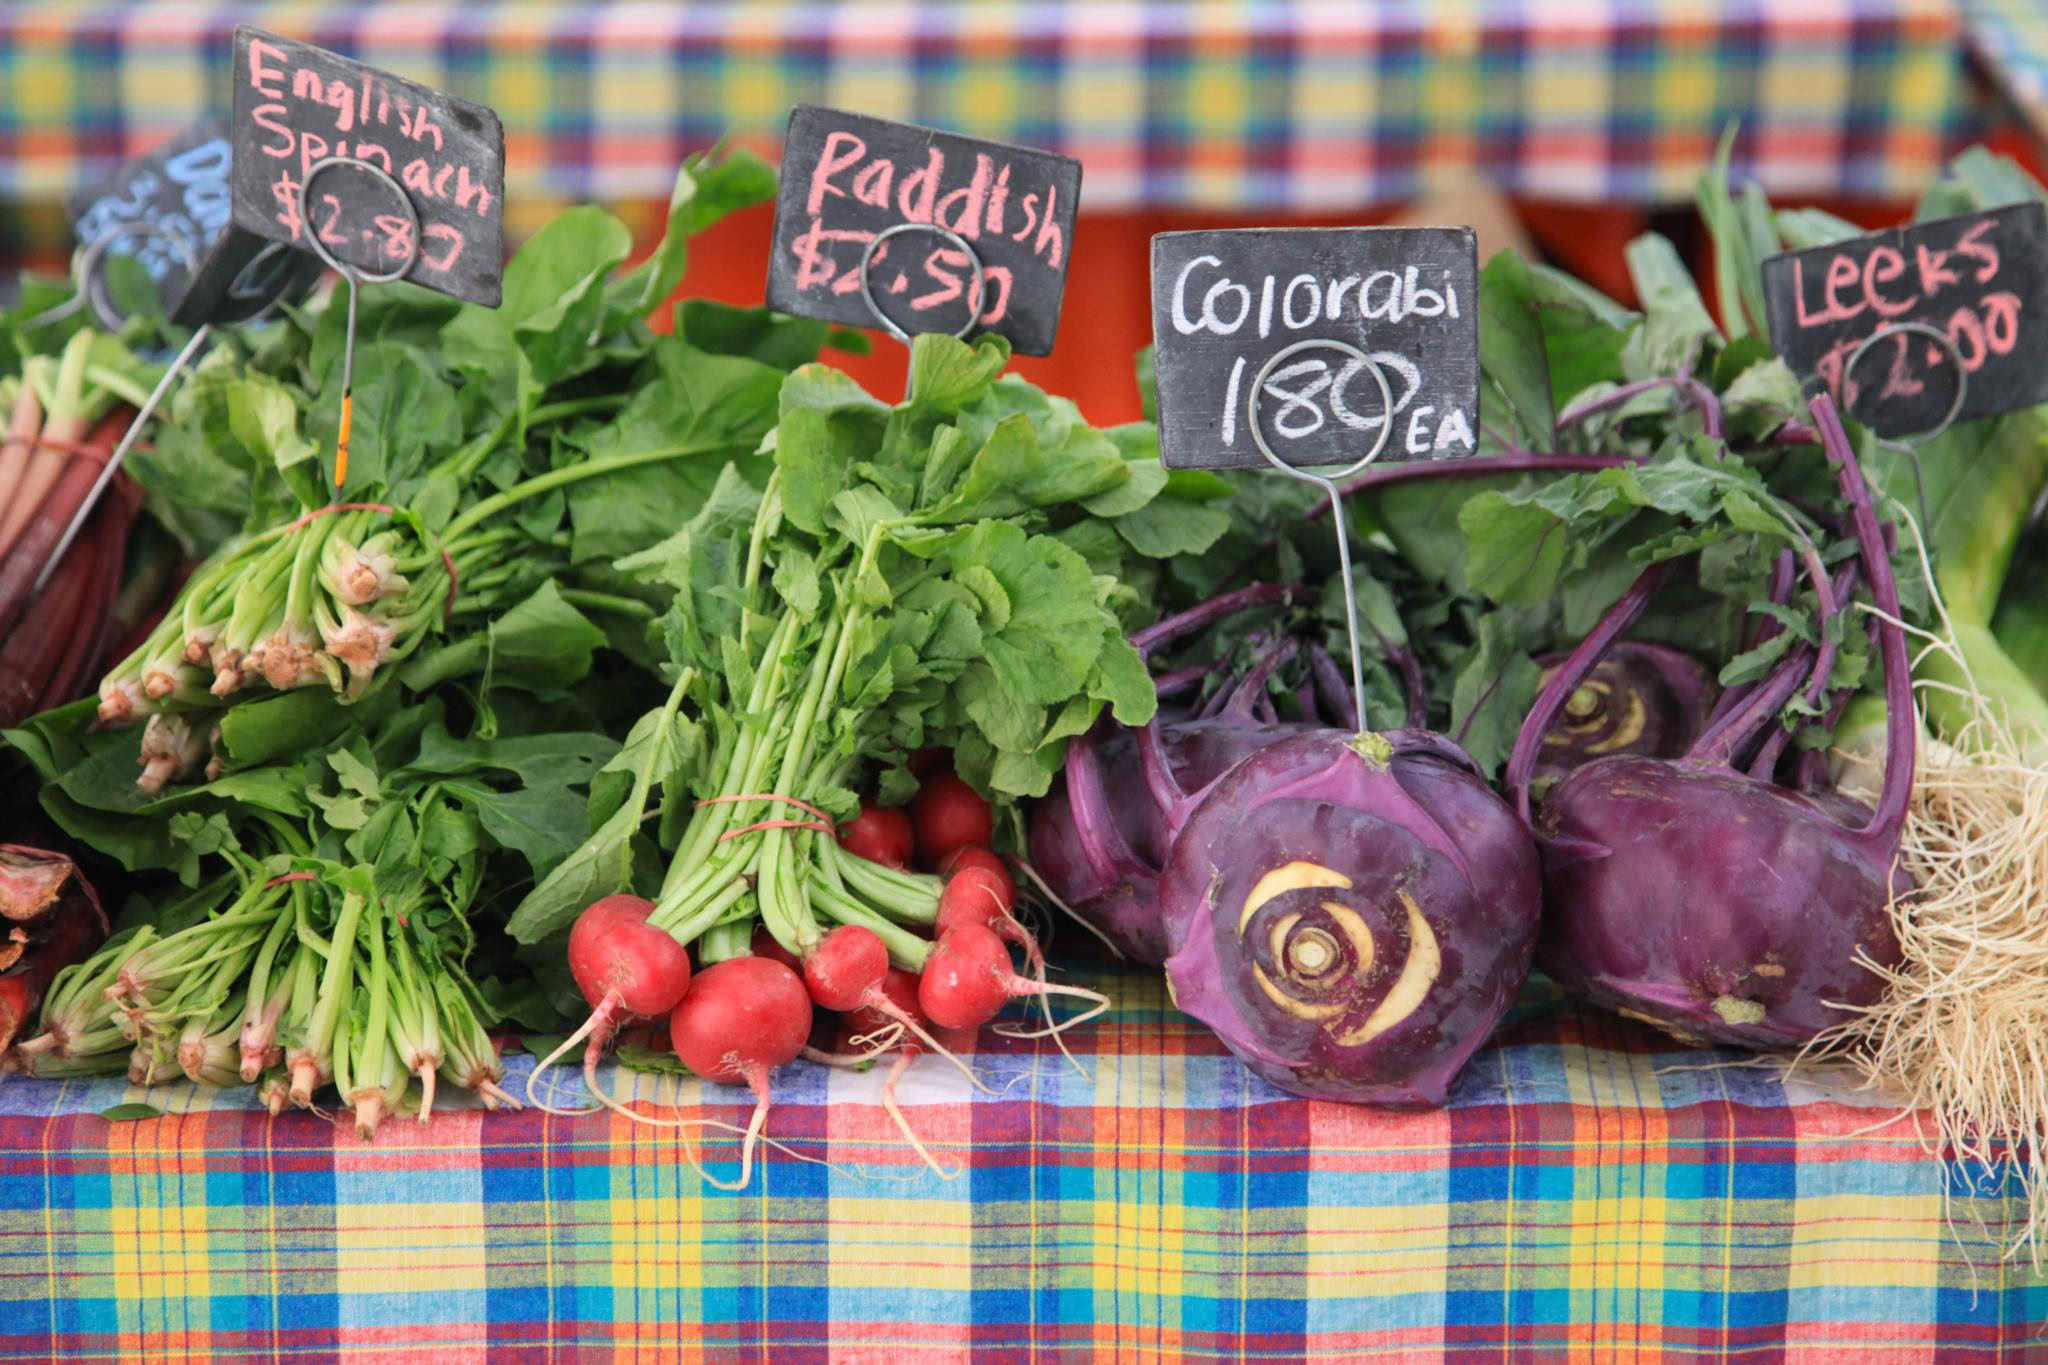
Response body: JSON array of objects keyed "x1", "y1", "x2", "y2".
[
  {"x1": 694, "y1": 793, "x2": 834, "y2": 822},
  {"x1": 717, "y1": 819, "x2": 835, "y2": 842},
  {"x1": 334, "y1": 391, "x2": 353, "y2": 487}
]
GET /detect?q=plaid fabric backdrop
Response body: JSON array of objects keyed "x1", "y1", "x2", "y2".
[
  {"x1": 0, "y1": 972, "x2": 2042, "y2": 1363},
  {"x1": 1966, "y1": 0, "x2": 2048, "y2": 143},
  {"x1": 0, "y1": 0, "x2": 1988, "y2": 223}
]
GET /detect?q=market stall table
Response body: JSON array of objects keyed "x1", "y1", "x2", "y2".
[{"x1": 2, "y1": 973, "x2": 2040, "y2": 1360}]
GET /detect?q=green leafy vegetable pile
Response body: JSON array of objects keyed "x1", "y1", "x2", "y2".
[{"x1": 4, "y1": 150, "x2": 875, "y2": 1130}]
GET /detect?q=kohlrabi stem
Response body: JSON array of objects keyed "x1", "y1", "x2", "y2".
[
  {"x1": 1688, "y1": 642, "x2": 1813, "y2": 769},
  {"x1": 1131, "y1": 583, "x2": 1308, "y2": 656},
  {"x1": 1061, "y1": 729, "x2": 1134, "y2": 887},
  {"x1": 1222, "y1": 637, "x2": 1300, "y2": 721},
  {"x1": 1505, "y1": 559, "x2": 1676, "y2": 821},
  {"x1": 1308, "y1": 641, "x2": 1366, "y2": 729},
  {"x1": 1808, "y1": 393, "x2": 1914, "y2": 849},
  {"x1": 1308, "y1": 451, "x2": 1647, "y2": 520},
  {"x1": 1152, "y1": 661, "x2": 1216, "y2": 698},
  {"x1": 1134, "y1": 720, "x2": 1189, "y2": 820},
  {"x1": 1556, "y1": 375, "x2": 1723, "y2": 441}
]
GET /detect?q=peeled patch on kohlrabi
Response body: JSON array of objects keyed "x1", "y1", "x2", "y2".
[
  {"x1": 1533, "y1": 642, "x2": 1717, "y2": 783},
  {"x1": 1158, "y1": 728, "x2": 1541, "y2": 1106}
]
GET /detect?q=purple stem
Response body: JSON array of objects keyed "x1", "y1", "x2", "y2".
[
  {"x1": 1196, "y1": 680, "x2": 1235, "y2": 721},
  {"x1": 1557, "y1": 376, "x2": 1724, "y2": 442},
  {"x1": 1134, "y1": 719, "x2": 1188, "y2": 821},
  {"x1": 1304, "y1": 451, "x2": 1647, "y2": 523},
  {"x1": 1294, "y1": 675, "x2": 1318, "y2": 723},
  {"x1": 1131, "y1": 583, "x2": 1307, "y2": 657},
  {"x1": 1808, "y1": 394, "x2": 1915, "y2": 850},
  {"x1": 1308, "y1": 642, "x2": 1361, "y2": 731},
  {"x1": 1689, "y1": 642, "x2": 1814, "y2": 769},
  {"x1": 1505, "y1": 560, "x2": 1677, "y2": 822},
  {"x1": 1223, "y1": 637, "x2": 1300, "y2": 722},
  {"x1": 1152, "y1": 661, "x2": 1215, "y2": 699},
  {"x1": 1794, "y1": 614, "x2": 1881, "y2": 791},
  {"x1": 1060, "y1": 729, "x2": 1135, "y2": 887},
  {"x1": 1705, "y1": 547, "x2": 1799, "y2": 732},
  {"x1": 1750, "y1": 555, "x2": 1864, "y2": 780},
  {"x1": 1480, "y1": 419, "x2": 1534, "y2": 457},
  {"x1": 1775, "y1": 420, "x2": 1819, "y2": 445}
]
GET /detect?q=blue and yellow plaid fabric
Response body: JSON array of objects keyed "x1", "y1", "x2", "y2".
[
  {"x1": 0, "y1": 0, "x2": 1990, "y2": 223},
  {"x1": 1, "y1": 973, "x2": 2042, "y2": 1361}
]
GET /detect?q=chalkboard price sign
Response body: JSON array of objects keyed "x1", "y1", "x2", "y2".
[
  {"x1": 68, "y1": 115, "x2": 323, "y2": 329},
  {"x1": 1761, "y1": 203, "x2": 2048, "y2": 438},
  {"x1": 66, "y1": 116, "x2": 232, "y2": 310},
  {"x1": 1149, "y1": 228, "x2": 1480, "y2": 471},
  {"x1": 766, "y1": 105, "x2": 1082, "y2": 355},
  {"x1": 227, "y1": 27, "x2": 506, "y2": 307}
]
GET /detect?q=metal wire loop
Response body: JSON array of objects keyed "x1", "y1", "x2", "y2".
[
  {"x1": 1244, "y1": 338, "x2": 1399, "y2": 734},
  {"x1": 293, "y1": 156, "x2": 423, "y2": 285},
  {"x1": 213, "y1": 240, "x2": 307, "y2": 327},
  {"x1": 1842, "y1": 320, "x2": 1968, "y2": 448},
  {"x1": 22, "y1": 218, "x2": 201, "y2": 332},
  {"x1": 1246, "y1": 338, "x2": 1397, "y2": 479},
  {"x1": 856, "y1": 223, "x2": 987, "y2": 344}
]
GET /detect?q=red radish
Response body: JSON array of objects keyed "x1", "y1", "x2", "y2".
[
  {"x1": 669, "y1": 956, "x2": 812, "y2": 1190},
  {"x1": 845, "y1": 966, "x2": 924, "y2": 1042},
  {"x1": 749, "y1": 924, "x2": 804, "y2": 974},
  {"x1": 838, "y1": 798, "x2": 914, "y2": 868},
  {"x1": 936, "y1": 847, "x2": 1014, "y2": 908},
  {"x1": 911, "y1": 772, "x2": 993, "y2": 867},
  {"x1": 799, "y1": 924, "x2": 989, "y2": 1094},
  {"x1": 936, "y1": 866, "x2": 1019, "y2": 937},
  {"x1": 934, "y1": 863, "x2": 1059, "y2": 1041},
  {"x1": 526, "y1": 895, "x2": 692, "y2": 1115},
  {"x1": 802, "y1": 924, "x2": 890, "y2": 1012},
  {"x1": 918, "y1": 922, "x2": 1107, "y2": 1032}
]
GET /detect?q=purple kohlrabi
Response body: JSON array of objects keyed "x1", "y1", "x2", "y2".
[
  {"x1": 1157, "y1": 728, "x2": 1541, "y2": 1106},
  {"x1": 1512, "y1": 393, "x2": 1914, "y2": 1049}
]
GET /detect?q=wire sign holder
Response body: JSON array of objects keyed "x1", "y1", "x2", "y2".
[
  {"x1": 1244, "y1": 340, "x2": 1395, "y2": 726},
  {"x1": 856, "y1": 223, "x2": 988, "y2": 347},
  {"x1": 1838, "y1": 319, "x2": 1970, "y2": 536},
  {"x1": 293, "y1": 156, "x2": 422, "y2": 490},
  {"x1": 766, "y1": 105, "x2": 1083, "y2": 358},
  {"x1": 20, "y1": 219, "x2": 203, "y2": 334},
  {"x1": 1148, "y1": 225, "x2": 1481, "y2": 732}
]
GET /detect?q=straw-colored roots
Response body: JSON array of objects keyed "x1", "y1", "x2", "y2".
[{"x1": 1809, "y1": 702, "x2": 2048, "y2": 1263}]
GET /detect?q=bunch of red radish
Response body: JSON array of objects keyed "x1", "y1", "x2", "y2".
[{"x1": 543, "y1": 762, "x2": 1090, "y2": 1186}]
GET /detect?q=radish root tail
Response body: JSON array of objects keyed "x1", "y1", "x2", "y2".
[
  {"x1": 882, "y1": 1049, "x2": 960, "y2": 1181},
  {"x1": 873, "y1": 997, "x2": 994, "y2": 1095},
  {"x1": 1008, "y1": 855, "x2": 1125, "y2": 958},
  {"x1": 523, "y1": 998, "x2": 616, "y2": 1116}
]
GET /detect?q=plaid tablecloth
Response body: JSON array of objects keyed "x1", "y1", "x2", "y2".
[
  {"x1": 1, "y1": 972, "x2": 2042, "y2": 1363},
  {"x1": 0, "y1": 0, "x2": 1991, "y2": 223},
  {"x1": 1965, "y1": 0, "x2": 2048, "y2": 144}
]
